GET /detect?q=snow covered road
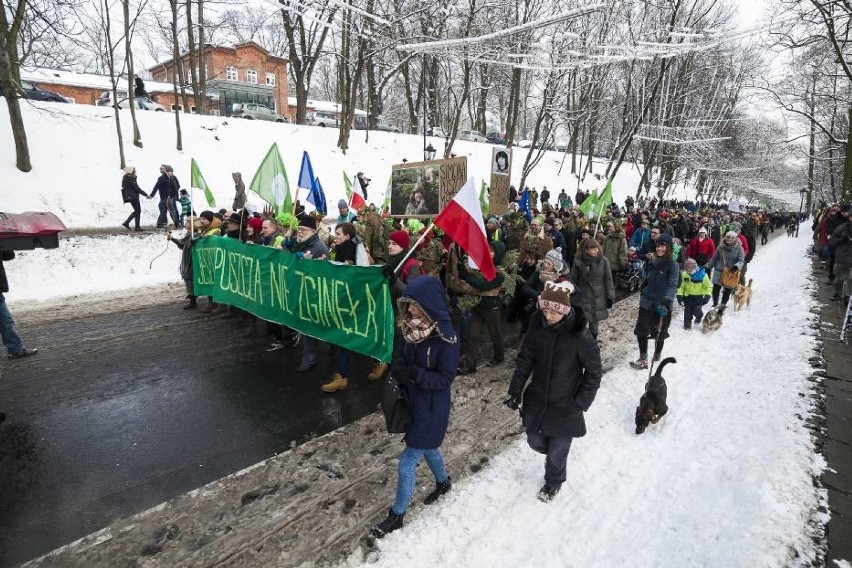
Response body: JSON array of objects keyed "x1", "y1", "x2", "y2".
[{"x1": 354, "y1": 233, "x2": 826, "y2": 568}]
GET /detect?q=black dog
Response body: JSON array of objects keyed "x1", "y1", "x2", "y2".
[{"x1": 635, "y1": 357, "x2": 676, "y2": 434}]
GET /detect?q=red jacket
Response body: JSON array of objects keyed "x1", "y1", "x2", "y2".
[
  {"x1": 685, "y1": 236, "x2": 716, "y2": 266},
  {"x1": 738, "y1": 234, "x2": 749, "y2": 259},
  {"x1": 624, "y1": 218, "x2": 635, "y2": 241}
]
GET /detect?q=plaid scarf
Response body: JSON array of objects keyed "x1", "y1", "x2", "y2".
[{"x1": 400, "y1": 316, "x2": 436, "y2": 344}]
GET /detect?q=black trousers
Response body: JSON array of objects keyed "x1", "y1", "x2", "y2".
[
  {"x1": 634, "y1": 306, "x2": 671, "y2": 358},
  {"x1": 124, "y1": 199, "x2": 141, "y2": 229},
  {"x1": 712, "y1": 283, "x2": 733, "y2": 307},
  {"x1": 461, "y1": 305, "x2": 504, "y2": 368},
  {"x1": 527, "y1": 432, "x2": 573, "y2": 487}
]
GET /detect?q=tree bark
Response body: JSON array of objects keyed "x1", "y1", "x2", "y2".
[
  {"x1": 124, "y1": 0, "x2": 142, "y2": 148},
  {"x1": 169, "y1": 0, "x2": 183, "y2": 150},
  {"x1": 186, "y1": 0, "x2": 199, "y2": 114},
  {"x1": 0, "y1": 0, "x2": 31, "y2": 171}
]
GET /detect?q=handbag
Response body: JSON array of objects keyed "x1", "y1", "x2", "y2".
[
  {"x1": 381, "y1": 372, "x2": 411, "y2": 434},
  {"x1": 720, "y1": 250, "x2": 739, "y2": 288}
]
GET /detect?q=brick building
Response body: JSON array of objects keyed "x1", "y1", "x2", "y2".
[{"x1": 149, "y1": 42, "x2": 288, "y2": 119}]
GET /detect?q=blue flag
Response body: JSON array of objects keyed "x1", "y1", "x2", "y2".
[
  {"x1": 311, "y1": 177, "x2": 328, "y2": 214},
  {"x1": 298, "y1": 151, "x2": 326, "y2": 214},
  {"x1": 518, "y1": 189, "x2": 532, "y2": 222}
]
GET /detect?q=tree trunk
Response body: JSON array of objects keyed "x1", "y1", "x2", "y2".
[
  {"x1": 123, "y1": 0, "x2": 142, "y2": 148},
  {"x1": 842, "y1": 104, "x2": 852, "y2": 204},
  {"x1": 196, "y1": 0, "x2": 206, "y2": 114},
  {"x1": 186, "y1": 0, "x2": 199, "y2": 114},
  {"x1": 504, "y1": 67, "x2": 522, "y2": 147},
  {"x1": 806, "y1": 78, "x2": 816, "y2": 213},
  {"x1": 0, "y1": 0, "x2": 31, "y2": 171},
  {"x1": 169, "y1": 0, "x2": 183, "y2": 150}
]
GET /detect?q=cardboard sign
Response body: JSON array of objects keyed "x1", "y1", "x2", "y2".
[
  {"x1": 490, "y1": 146, "x2": 511, "y2": 215},
  {"x1": 390, "y1": 157, "x2": 468, "y2": 217}
]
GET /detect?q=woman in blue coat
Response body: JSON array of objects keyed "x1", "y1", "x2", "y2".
[{"x1": 372, "y1": 276, "x2": 460, "y2": 538}]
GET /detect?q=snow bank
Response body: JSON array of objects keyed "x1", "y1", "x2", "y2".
[{"x1": 351, "y1": 233, "x2": 824, "y2": 567}]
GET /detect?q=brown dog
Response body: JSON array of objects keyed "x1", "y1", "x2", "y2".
[
  {"x1": 702, "y1": 305, "x2": 725, "y2": 333},
  {"x1": 733, "y1": 279, "x2": 753, "y2": 312}
]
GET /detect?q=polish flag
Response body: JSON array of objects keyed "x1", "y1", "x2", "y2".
[
  {"x1": 347, "y1": 174, "x2": 366, "y2": 210},
  {"x1": 434, "y1": 177, "x2": 496, "y2": 281}
]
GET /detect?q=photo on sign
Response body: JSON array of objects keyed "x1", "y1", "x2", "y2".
[
  {"x1": 492, "y1": 146, "x2": 511, "y2": 175},
  {"x1": 390, "y1": 164, "x2": 440, "y2": 217}
]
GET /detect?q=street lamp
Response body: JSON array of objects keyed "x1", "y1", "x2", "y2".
[
  {"x1": 424, "y1": 143, "x2": 436, "y2": 161},
  {"x1": 797, "y1": 187, "x2": 806, "y2": 237}
]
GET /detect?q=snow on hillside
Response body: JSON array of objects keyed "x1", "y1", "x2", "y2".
[{"x1": 0, "y1": 101, "x2": 655, "y2": 229}]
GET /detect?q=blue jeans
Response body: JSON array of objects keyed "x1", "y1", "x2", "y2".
[
  {"x1": 301, "y1": 336, "x2": 317, "y2": 366},
  {"x1": 336, "y1": 347, "x2": 350, "y2": 376},
  {"x1": 0, "y1": 293, "x2": 24, "y2": 355},
  {"x1": 392, "y1": 446, "x2": 448, "y2": 515}
]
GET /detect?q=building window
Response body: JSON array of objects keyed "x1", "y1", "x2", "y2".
[
  {"x1": 226, "y1": 66, "x2": 238, "y2": 81},
  {"x1": 171, "y1": 104, "x2": 183, "y2": 112},
  {"x1": 246, "y1": 69, "x2": 257, "y2": 84},
  {"x1": 265, "y1": 73, "x2": 276, "y2": 87}
]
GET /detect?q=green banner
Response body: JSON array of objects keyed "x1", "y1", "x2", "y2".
[{"x1": 192, "y1": 237, "x2": 395, "y2": 362}]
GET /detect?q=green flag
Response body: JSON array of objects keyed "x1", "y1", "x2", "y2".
[
  {"x1": 250, "y1": 143, "x2": 291, "y2": 213},
  {"x1": 579, "y1": 189, "x2": 598, "y2": 217},
  {"x1": 343, "y1": 171, "x2": 353, "y2": 200},
  {"x1": 594, "y1": 180, "x2": 613, "y2": 218},
  {"x1": 479, "y1": 180, "x2": 489, "y2": 216},
  {"x1": 382, "y1": 177, "x2": 392, "y2": 210},
  {"x1": 190, "y1": 158, "x2": 216, "y2": 207}
]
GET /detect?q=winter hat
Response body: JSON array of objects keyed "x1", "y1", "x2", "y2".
[
  {"x1": 655, "y1": 233, "x2": 673, "y2": 247},
  {"x1": 389, "y1": 230, "x2": 410, "y2": 250},
  {"x1": 543, "y1": 217, "x2": 556, "y2": 228},
  {"x1": 544, "y1": 247, "x2": 564, "y2": 272},
  {"x1": 698, "y1": 227, "x2": 707, "y2": 234},
  {"x1": 213, "y1": 212, "x2": 225, "y2": 222},
  {"x1": 538, "y1": 280, "x2": 575, "y2": 315},
  {"x1": 685, "y1": 258, "x2": 698, "y2": 273},
  {"x1": 227, "y1": 212, "x2": 242, "y2": 225},
  {"x1": 247, "y1": 216, "x2": 263, "y2": 233},
  {"x1": 199, "y1": 210, "x2": 214, "y2": 222},
  {"x1": 338, "y1": 199, "x2": 348, "y2": 209},
  {"x1": 299, "y1": 216, "x2": 317, "y2": 231},
  {"x1": 490, "y1": 240, "x2": 507, "y2": 265},
  {"x1": 123, "y1": 165, "x2": 136, "y2": 175},
  {"x1": 725, "y1": 230, "x2": 738, "y2": 240},
  {"x1": 729, "y1": 222, "x2": 741, "y2": 233}
]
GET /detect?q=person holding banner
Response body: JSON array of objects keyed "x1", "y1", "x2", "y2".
[{"x1": 371, "y1": 276, "x2": 459, "y2": 538}]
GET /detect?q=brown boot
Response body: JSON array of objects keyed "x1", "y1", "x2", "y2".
[
  {"x1": 367, "y1": 362, "x2": 388, "y2": 381},
  {"x1": 321, "y1": 373, "x2": 348, "y2": 393}
]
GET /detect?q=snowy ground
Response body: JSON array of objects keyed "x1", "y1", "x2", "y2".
[{"x1": 346, "y1": 233, "x2": 827, "y2": 568}]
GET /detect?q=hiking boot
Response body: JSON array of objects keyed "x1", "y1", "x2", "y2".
[
  {"x1": 183, "y1": 298, "x2": 198, "y2": 310},
  {"x1": 629, "y1": 358, "x2": 648, "y2": 370},
  {"x1": 321, "y1": 373, "x2": 348, "y2": 393},
  {"x1": 536, "y1": 484, "x2": 561, "y2": 503},
  {"x1": 121, "y1": 222, "x2": 130, "y2": 230},
  {"x1": 295, "y1": 362, "x2": 316, "y2": 373},
  {"x1": 8, "y1": 348, "x2": 38, "y2": 360},
  {"x1": 367, "y1": 362, "x2": 388, "y2": 381},
  {"x1": 652, "y1": 353, "x2": 661, "y2": 362},
  {"x1": 371, "y1": 508, "x2": 404, "y2": 538},
  {"x1": 424, "y1": 477, "x2": 452, "y2": 505}
]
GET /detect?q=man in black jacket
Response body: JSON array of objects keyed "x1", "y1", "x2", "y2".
[
  {"x1": 505, "y1": 280, "x2": 602, "y2": 502},
  {"x1": 0, "y1": 251, "x2": 37, "y2": 360}
]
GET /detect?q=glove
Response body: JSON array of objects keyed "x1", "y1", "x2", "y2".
[
  {"x1": 606, "y1": 298, "x2": 613, "y2": 309},
  {"x1": 655, "y1": 304, "x2": 668, "y2": 318},
  {"x1": 295, "y1": 252, "x2": 305, "y2": 260},
  {"x1": 503, "y1": 393, "x2": 521, "y2": 410},
  {"x1": 730, "y1": 266, "x2": 739, "y2": 273},
  {"x1": 676, "y1": 296, "x2": 684, "y2": 306},
  {"x1": 702, "y1": 295, "x2": 711, "y2": 305},
  {"x1": 381, "y1": 264, "x2": 398, "y2": 285},
  {"x1": 392, "y1": 363, "x2": 417, "y2": 385}
]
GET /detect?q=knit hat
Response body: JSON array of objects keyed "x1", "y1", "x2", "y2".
[
  {"x1": 247, "y1": 216, "x2": 263, "y2": 233},
  {"x1": 227, "y1": 212, "x2": 242, "y2": 225},
  {"x1": 655, "y1": 233, "x2": 673, "y2": 247},
  {"x1": 538, "y1": 280, "x2": 575, "y2": 315},
  {"x1": 338, "y1": 199, "x2": 348, "y2": 208},
  {"x1": 725, "y1": 230, "x2": 738, "y2": 240},
  {"x1": 698, "y1": 227, "x2": 707, "y2": 234},
  {"x1": 299, "y1": 216, "x2": 317, "y2": 231},
  {"x1": 544, "y1": 247, "x2": 564, "y2": 272},
  {"x1": 729, "y1": 222, "x2": 741, "y2": 233},
  {"x1": 389, "y1": 230, "x2": 410, "y2": 249},
  {"x1": 199, "y1": 210, "x2": 214, "y2": 222},
  {"x1": 543, "y1": 217, "x2": 556, "y2": 227},
  {"x1": 685, "y1": 258, "x2": 698, "y2": 273},
  {"x1": 123, "y1": 165, "x2": 136, "y2": 175}
]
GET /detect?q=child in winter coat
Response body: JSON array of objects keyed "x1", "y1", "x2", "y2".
[
  {"x1": 676, "y1": 258, "x2": 712, "y2": 330},
  {"x1": 178, "y1": 189, "x2": 192, "y2": 226}
]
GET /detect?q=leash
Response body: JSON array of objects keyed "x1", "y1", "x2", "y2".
[
  {"x1": 842, "y1": 295, "x2": 852, "y2": 342},
  {"x1": 647, "y1": 323, "x2": 665, "y2": 381},
  {"x1": 149, "y1": 230, "x2": 172, "y2": 269}
]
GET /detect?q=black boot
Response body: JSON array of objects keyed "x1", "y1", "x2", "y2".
[
  {"x1": 536, "y1": 484, "x2": 561, "y2": 503},
  {"x1": 371, "y1": 508, "x2": 404, "y2": 538},
  {"x1": 424, "y1": 477, "x2": 452, "y2": 505},
  {"x1": 183, "y1": 297, "x2": 198, "y2": 310}
]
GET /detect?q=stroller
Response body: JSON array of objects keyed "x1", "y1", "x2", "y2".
[{"x1": 614, "y1": 247, "x2": 645, "y2": 292}]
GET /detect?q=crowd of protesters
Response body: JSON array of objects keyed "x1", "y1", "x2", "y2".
[{"x1": 160, "y1": 174, "x2": 818, "y2": 535}]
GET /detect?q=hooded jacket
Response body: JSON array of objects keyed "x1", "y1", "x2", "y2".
[
  {"x1": 639, "y1": 255, "x2": 679, "y2": 311},
  {"x1": 569, "y1": 253, "x2": 615, "y2": 323},
  {"x1": 398, "y1": 276, "x2": 460, "y2": 449},
  {"x1": 509, "y1": 309, "x2": 602, "y2": 438},
  {"x1": 676, "y1": 268, "x2": 712, "y2": 299},
  {"x1": 707, "y1": 239, "x2": 744, "y2": 286}
]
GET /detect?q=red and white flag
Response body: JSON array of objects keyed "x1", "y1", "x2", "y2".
[
  {"x1": 345, "y1": 173, "x2": 366, "y2": 210},
  {"x1": 434, "y1": 177, "x2": 496, "y2": 281}
]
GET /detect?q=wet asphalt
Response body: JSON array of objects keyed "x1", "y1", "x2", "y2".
[{"x1": 0, "y1": 303, "x2": 382, "y2": 567}]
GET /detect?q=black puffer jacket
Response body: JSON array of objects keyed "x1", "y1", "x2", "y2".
[
  {"x1": 508, "y1": 309, "x2": 603, "y2": 438},
  {"x1": 0, "y1": 251, "x2": 14, "y2": 293}
]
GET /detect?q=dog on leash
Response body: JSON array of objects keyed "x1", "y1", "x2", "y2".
[
  {"x1": 733, "y1": 279, "x2": 753, "y2": 312},
  {"x1": 635, "y1": 357, "x2": 676, "y2": 434},
  {"x1": 787, "y1": 224, "x2": 796, "y2": 237},
  {"x1": 702, "y1": 304, "x2": 726, "y2": 333}
]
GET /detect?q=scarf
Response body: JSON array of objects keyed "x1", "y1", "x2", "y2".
[
  {"x1": 400, "y1": 315, "x2": 436, "y2": 344},
  {"x1": 387, "y1": 248, "x2": 408, "y2": 271},
  {"x1": 538, "y1": 268, "x2": 559, "y2": 284},
  {"x1": 291, "y1": 232, "x2": 319, "y2": 253}
]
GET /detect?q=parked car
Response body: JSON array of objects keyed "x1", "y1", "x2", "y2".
[
  {"x1": 517, "y1": 139, "x2": 533, "y2": 148},
  {"x1": 428, "y1": 126, "x2": 447, "y2": 138},
  {"x1": 116, "y1": 97, "x2": 166, "y2": 112},
  {"x1": 307, "y1": 109, "x2": 340, "y2": 127},
  {"x1": 0, "y1": 81, "x2": 68, "y2": 102},
  {"x1": 486, "y1": 131, "x2": 505, "y2": 145},
  {"x1": 375, "y1": 116, "x2": 400, "y2": 132},
  {"x1": 458, "y1": 130, "x2": 485, "y2": 142},
  {"x1": 232, "y1": 102, "x2": 286, "y2": 122}
]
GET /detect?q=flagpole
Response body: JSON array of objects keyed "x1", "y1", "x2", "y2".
[
  {"x1": 593, "y1": 200, "x2": 605, "y2": 237},
  {"x1": 190, "y1": 185, "x2": 195, "y2": 239},
  {"x1": 393, "y1": 224, "x2": 434, "y2": 275}
]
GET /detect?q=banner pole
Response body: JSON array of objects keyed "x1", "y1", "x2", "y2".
[{"x1": 393, "y1": 224, "x2": 434, "y2": 275}]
